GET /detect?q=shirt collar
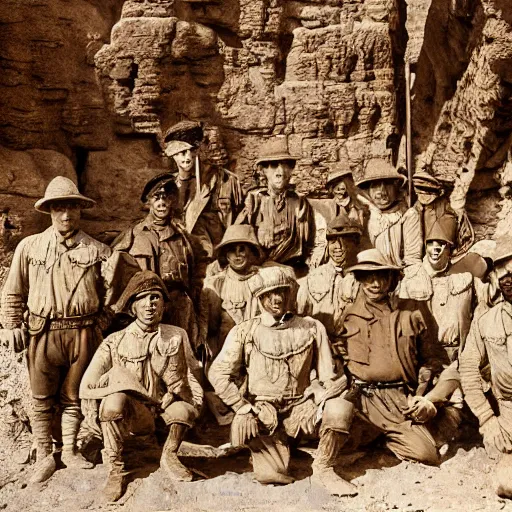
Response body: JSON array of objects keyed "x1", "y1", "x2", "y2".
[
  {"x1": 52, "y1": 226, "x2": 86, "y2": 248},
  {"x1": 142, "y1": 214, "x2": 177, "y2": 240},
  {"x1": 260, "y1": 310, "x2": 294, "y2": 327}
]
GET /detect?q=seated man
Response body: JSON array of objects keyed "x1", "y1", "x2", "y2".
[
  {"x1": 199, "y1": 224, "x2": 264, "y2": 361},
  {"x1": 208, "y1": 266, "x2": 356, "y2": 496},
  {"x1": 80, "y1": 271, "x2": 203, "y2": 501},
  {"x1": 460, "y1": 235, "x2": 512, "y2": 498},
  {"x1": 334, "y1": 248, "x2": 447, "y2": 465},
  {"x1": 297, "y1": 215, "x2": 361, "y2": 344}
]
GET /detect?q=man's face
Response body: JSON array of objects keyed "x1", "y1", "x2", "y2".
[
  {"x1": 260, "y1": 287, "x2": 290, "y2": 318},
  {"x1": 172, "y1": 148, "x2": 196, "y2": 175},
  {"x1": 425, "y1": 240, "x2": 451, "y2": 271},
  {"x1": 499, "y1": 274, "x2": 512, "y2": 303},
  {"x1": 132, "y1": 291, "x2": 165, "y2": 329},
  {"x1": 416, "y1": 189, "x2": 440, "y2": 206},
  {"x1": 328, "y1": 236, "x2": 349, "y2": 268},
  {"x1": 332, "y1": 180, "x2": 349, "y2": 203},
  {"x1": 50, "y1": 201, "x2": 81, "y2": 235},
  {"x1": 148, "y1": 190, "x2": 173, "y2": 222},
  {"x1": 225, "y1": 243, "x2": 255, "y2": 273},
  {"x1": 368, "y1": 180, "x2": 399, "y2": 210},
  {"x1": 359, "y1": 270, "x2": 394, "y2": 302},
  {"x1": 262, "y1": 161, "x2": 294, "y2": 193}
]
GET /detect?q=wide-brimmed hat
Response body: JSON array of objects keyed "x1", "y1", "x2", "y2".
[
  {"x1": 163, "y1": 120, "x2": 204, "y2": 146},
  {"x1": 326, "y1": 162, "x2": 354, "y2": 187},
  {"x1": 80, "y1": 365, "x2": 158, "y2": 404},
  {"x1": 214, "y1": 224, "x2": 265, "y2": 261},
  {"x1": 412, "y1": 171, "x2": 443, "y2": 192},
  {"x1": 164, "y1": 140, "x2": 194, "y2": 158},
  {"x1": 140, "y1": 172, "x2": 178, "y2": 203},
  {"x1": 115, "y1": 270, "x2": 170, "y2": 315},
  {"x1": 347, "y1": 248, "x2": 402, "y2": 273},
  {"x1": 255, "y1": 138, "x2": 298, "y2": 166},
  {"x1": 248, "y1": 266, "x2": 296, "y2": 298},
  {"x1": 492, "y1": 234, "x2": 512, "y2": 267},
  {"x1": 425, "y1": 216, "x2": 457, "y2": 245},
  {"x1": 356, "y1": 159, "x2": 406, "y2": 189},
  {"x1": 326, "y1": 215, "x2": 362, "y2": 239},
  {"x1": 34, "y1": 176, "x2": 96, "y2": 213}
]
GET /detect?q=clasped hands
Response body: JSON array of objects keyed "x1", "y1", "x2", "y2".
[
  {"x1": 480, "y1": 415, "x2": 512, "y2": 458},
  {"x1": 403, "y1": 395, "x2": 437, "y2": 424}
]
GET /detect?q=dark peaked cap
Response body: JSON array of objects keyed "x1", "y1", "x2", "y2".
[{"x1": 163, "y1": 120, "x2": 204, "y2": 146}]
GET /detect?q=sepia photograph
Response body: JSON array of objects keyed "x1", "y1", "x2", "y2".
[{"x1": 0, "y1": 0, "x2": 511, "y2": 510}]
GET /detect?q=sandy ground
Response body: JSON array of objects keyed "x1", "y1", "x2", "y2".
[{"x1": 1, "y1": 431, "x2": 512, "y2": 512}]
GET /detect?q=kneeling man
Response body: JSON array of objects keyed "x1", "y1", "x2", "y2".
[
  {"x1": 208, "y1": 266, "x2": 356, "y2": 496},
  {"x1": 80, "y1": 271, "x2": 203, "y2": 501}
]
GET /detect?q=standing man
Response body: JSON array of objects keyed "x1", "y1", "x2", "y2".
[
  {"x1": 208, "y1": 266, "x2": 357, "y2": 496},
  {"x1": 236, "y1": 138, "x2": 316, "y2": 274},
  {"x1": 411, "y1": 171, "x2": 474, "y2": 261},
  {"x1": 112, "y1": 173, "x2": 198, "y2": 345},
  {"x1": 80, "y1": 271, "x2": 203, "y2": 501},
  {"x1": 297, "y1": 215, "x2": 361, "y2": 344},
  {"x1": 0, "y1": 177, "x2": 113, "y2": 482},
  {"x1": 324, "y1": 163, "x2": 366, "y2": 229},
  {"x1": 460, "y1": 235, "x2": 512, "y2": 498},
  {"x1": 357, "y1": 159, "x2": 429, "y2": 299},
  {"x1": 198, "y1": 224, "x2": 263, "y2": 361},
  {"x1": 163, "y1": 121, "x2": 244, "y2": 265}
]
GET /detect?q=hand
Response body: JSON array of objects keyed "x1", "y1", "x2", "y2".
[
  {"x1": 161, "y1": 392, "x2": 175, "y2": 410},
  {"x1": 403, "y1": 395, "x2": 437, "y2": 423},
  {"x1": 81, "y1": 399, "x2": 102, "y2": 439},
  {"x1": 480, "y1": 416, "x2": 512, "y2": 456},
  {"x1": 304, "y1": 380, "x2": 328, "y2": 406},
  {"x1": 255, "y1": 402, "x2": 278, "y2": 433},
  {"x1": 89, "y1": 373, "x2": 109, "y2": 390},
  {"x1": 231, "y1": 405, "x2": 259, "y2": 447}
]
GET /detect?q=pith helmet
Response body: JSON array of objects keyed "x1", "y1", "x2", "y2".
[
  {"x1": 140, "y1": 173, "x2": 177, "y2": 203},
  {"x1": 347, "y1": 248, "x2": 402, "y2": 274},
  {"x1": 34, "y1": 176, "x2": 96, "y2": 213},
  {"x1": 326, "y1": 162, "x2": 354, "y2": 188},
  {"x1": 356, "y1": 159, "x2": 406, "y2": 189},
  {"x1": 492, "y1": 234, "x2": 512, "y2": 267},
  {"x1": 326, "y1": 215, "x2": 362, "y2": 239},
  {"x1": 115, "y1": 270, "x2": 170, "y2": 315},
  {"x1": 163, "y1": 120, "x2": 204, "y2": 147},
  {"x1": 248, "y1": 266, "x2": 296, "y2": 298},
  {"x1": 164, "y1": 140, "x2": 194, "y2": 158},
  {"x1": 255, "y1": 138, "x2": 298, "y2": 166},
  {"x1": 215, "y1": 224, "x2": 265, "y2": 262}
]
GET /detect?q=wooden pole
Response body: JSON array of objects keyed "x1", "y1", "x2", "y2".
[
  {"x1": 405, "y1": 59, "x2": 413, "y2": 207},
  {"x1": 195, "y1": 154, "x2": 201, "y2": 198}
]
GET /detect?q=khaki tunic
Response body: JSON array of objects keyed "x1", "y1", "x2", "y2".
[
  {"x1": 460, "y1": 301, "x2": 512, "y2": 427},
  {"x1": 297, "y1": 261, "x2": 359, "y2": 339}
]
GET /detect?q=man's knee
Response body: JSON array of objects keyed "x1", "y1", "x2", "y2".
[
  {"x1": 99, "y1": 393, "x2": 128, "y2": 422},
  {"x1": 387, "y1": 426, "x2": 440, "y2": 466},
  {"x1": 161, "y1": 400, "x2": 198, "y2": 428},
  {"x1": 320, "y1": 396, "x2": 355, "y2": 435}
]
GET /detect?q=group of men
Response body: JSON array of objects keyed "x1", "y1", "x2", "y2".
[{"x1": 2, "y1": 120, "x2": 512, "y2": 502}]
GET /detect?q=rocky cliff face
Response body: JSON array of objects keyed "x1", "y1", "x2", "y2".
[{"x1": 0, "y1": 0, "x2": 511, "y2": 243}]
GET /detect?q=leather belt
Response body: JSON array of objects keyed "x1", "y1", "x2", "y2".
[
  {"x1": 351, "y1": 378, "x2": 406, "y2": 397},
  {"x1": 47, "y1": 315, "x2": 96, "y2": 330}
]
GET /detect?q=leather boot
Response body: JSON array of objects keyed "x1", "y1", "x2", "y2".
[
  {"x1": 311, "y1": 430, "x2": 357, "y2": 497},
  {"x1": 61, "y1": 406, "x2": 93, "y2": 469},
  {"x1": 160, "y1": 423, "x2": 193, "y2": 481},
  {"x1": 29, "y1": 406, "x2": 57, "y2": 484},
  {"x1": 103, "y1": 460, "x2": 126, "y2": 502}
]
